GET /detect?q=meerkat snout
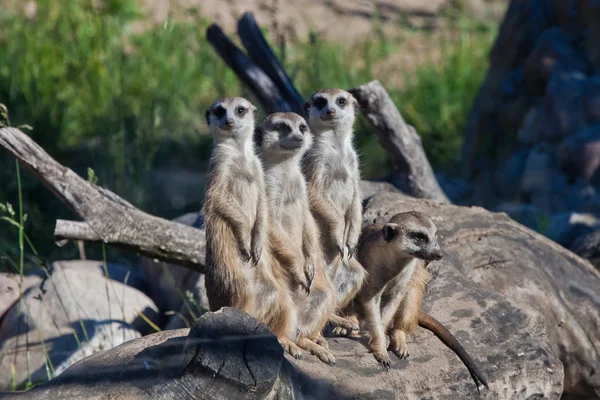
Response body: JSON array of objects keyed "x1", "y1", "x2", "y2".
[{"x1": 383, "y1": 211, "x2": 443, "y2": 262}]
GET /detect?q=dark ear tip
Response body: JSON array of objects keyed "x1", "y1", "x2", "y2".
[{"x1": 205, "y1": 109, "x2": 211, "y2": 126}]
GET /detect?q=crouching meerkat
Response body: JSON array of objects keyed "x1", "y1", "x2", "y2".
[
  {"x1": 202, "y1": 97, "x2": 302, "y2": 357},
  {"x1": 255, "y1": 112, "x2": 339, "y2": 365},
  {"x1": 352, "y1": 211, "x2": 489, "y2": 390},
  {"x1": 302, "y1": 89, "x2": 366, "y2": 330}
]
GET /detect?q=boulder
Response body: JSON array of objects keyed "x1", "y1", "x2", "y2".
[
  {"x1": 0, "y1": 303, "x2": 562, "y2": 400},
  {"x1": 0, "y1": 260, "x2": 160, "y2": 391},
  {"x1": 557, "y1": 123, "x2": 600, "y2": 182},
  {"x1": 363, "y1": 191, "x2": 600, "y2": 397}
]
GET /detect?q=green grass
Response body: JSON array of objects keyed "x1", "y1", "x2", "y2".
[{"x1": 0, "y1": 0, "x2": 496, "y2": 266}]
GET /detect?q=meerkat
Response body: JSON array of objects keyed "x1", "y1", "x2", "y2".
[
  {"x1": 202, "y1": 97, "x2": 302, "y2": 357},
  {"x1": 351, "y1": 211, "x2": 489, "y2": 390},
  {"x1": 255, "y1": 112, "x2": 341, "y2": 365},
  {"x1": 302, "y1": 89, "x2": 366, "y2": 330}
]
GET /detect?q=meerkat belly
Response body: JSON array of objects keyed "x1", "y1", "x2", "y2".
[
  {"x1": 232, "y1": 178, "x2": 259, "y2": 223},
  {"x1": 326, "y1": 157, "x2": 354, "y2": 212}
]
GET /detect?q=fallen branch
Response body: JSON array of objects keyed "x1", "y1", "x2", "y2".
[
  {"x1": 0, "y1": 127, "x2": 206, "y2": 272},
  {"x1": 349, "y1": 81, "x2": 450, "y2": 204}
]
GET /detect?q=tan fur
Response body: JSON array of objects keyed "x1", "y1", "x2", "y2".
[
  {"x1": 255, "y1": 112, "x2": 337, "y2": 364},
  {"x1": 202, "y1": 97, "x2": 301, "y2": 357},
  {"x1": 350, "y1": 211, "x2": 442, "y2": 369},
  {"x1": 302, "y1": 89, "x2": 367, "y2": 330}
]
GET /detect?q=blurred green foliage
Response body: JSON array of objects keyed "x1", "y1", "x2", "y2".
[{"x1": 0, "y1": 0, "x2": 496, "y2": 266}]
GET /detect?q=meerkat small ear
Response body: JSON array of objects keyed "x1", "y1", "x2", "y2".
[
  {"x1": 253, "y1": 126, "x2": 264, "y2": 148},
  {"x1": 251, "y1": 104, "x2": 257, "y2": 113},
  {"x1": 352, "y1": 97, "x2": 359, "y2": 114},
  {"x1": 205, "y1": 109, "x2": 211, "y2": 126},
  {"x1": 303, "y1": 101, "x2": 311, "y2": 117},
  {"x1": 383, "y1": 224, "x2": 398, "y2": 242}
]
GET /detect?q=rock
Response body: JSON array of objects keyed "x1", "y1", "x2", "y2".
[
  {"x1": 360, "y1": 179, "x2": 400, "y2": 201},
  {"x1": 520, "y1": 143, "x2": 561, "y2": 195},
  {"x1": 0, "y1": 273, "x2": 41, "y2": 320},
  {"x1": 363, "y1": 191, "x2": 600, "y2": 397},
  {"x1": 492, "y1": 147, "x2": 530, "y2": 200},
  {"x1": 493, "y1": 203, "x2": 550, "y2": 232},
  {"x1": 523, "y1": 28, "x2": 590, "y2": 96},
  {"x1": 0, "y1": 260, "x2": 160, "y2": 391},
  {"x1": 1, "y1": 303, "x2": 562, "y2": 400},
  {"x1": 557, "y1": 123, "x2": 600, "y2": 181},
  {"x1": 539, "y1": 68, "x2": 588, "y2": 141},
  {"x1": 545, "y1": 212, "x2": 599, "y2": 247},
  {"x1": 435, "y1": 173, "x2": 473, "y2": 205},
  {"x1": 140, "y1": 212, "x2": 209, "y2": 330},
  {"x1": 517, "y1": 106, "x2": 542, "y2": 144}
]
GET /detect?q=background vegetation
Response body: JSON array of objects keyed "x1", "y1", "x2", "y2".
[{"x1": 0, "y1": 0, "x2": 497, "y2": 270}]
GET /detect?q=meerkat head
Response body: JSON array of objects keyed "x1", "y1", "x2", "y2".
[
  {"x1": 381, "y1": 211, "x2": 443, "y2": 262},
  {"x1": 254, "y1": 112, "x2": 313, "y2": 161},
  {"x1": 205, "y1": 97, "x2": 257, "y2": 141},
  {"x1": 303, "y1": 89, "x2": 358, "y2": 134}
]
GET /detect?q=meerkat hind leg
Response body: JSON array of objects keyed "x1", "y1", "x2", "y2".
[{"x1": 389, "y1": 329, "x2": 409, "y2": 359}]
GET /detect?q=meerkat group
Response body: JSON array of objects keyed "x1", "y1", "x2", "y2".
[{"x1": 202, "y1": 90, "x2": 489, "y2": 390}]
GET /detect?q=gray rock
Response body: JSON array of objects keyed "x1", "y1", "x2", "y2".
[
  {"x1": 523, "y1": 27, "x2": 590, "y2": 96},
  {"x1": 0, "y1": 273, "x2": 41, "y2": 320},
  {"x1": 492, "y1": 147, "x2": 530, "y2": 200},
  {"x1": 557, "y1": 123, "x2": 600, "y2": 181},
  {"x1": 539, "y1": 69, "x2": 588, "y2": 141},
  {"x1": 359, "y1": 180, "x2": 400, "y2": 201},
  {"x1": 520, "y1": 143, "x2": 561, "y2": 195},
  {"x1": 363, "y1": 192, "x2": 600, "y2": 397},
  {"x1": 545, "y1": 212, "x2": 599, "y2": 247},
  {"x1": 493, "y1": 203, "x2": 551, "y2": 232},
  {"x1": 0, "y1": 260, "x2": 160, "y2": 391}
]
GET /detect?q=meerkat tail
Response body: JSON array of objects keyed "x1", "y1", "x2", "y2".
[{"x1": 418, "y1": 312, "x2": 489, "y2": 390}]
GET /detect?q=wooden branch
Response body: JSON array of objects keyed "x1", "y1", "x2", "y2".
[
  {"x1": 349, "y1": 80, "x2": 450, "y2": 204},
  {"x1": 237, "y1": 12, "x2": 304, "y2": 114},
  {"x1": 0, "y1": 127, "x2": 206, "y2": 272},
  {"x1": 206, "y1": 23, "x2": 294, "y2": 114}
]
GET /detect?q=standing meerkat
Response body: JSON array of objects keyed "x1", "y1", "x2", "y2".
[
  {"x1": 302, "y1": 89, "x2": 366, "y2": 329},
  {"x1": 202, "y1": 97, "x2": 302, "y2": 357},
  {"x1": 352, "y1": 211, "x2": 489, "y2": 390},
  {"x1": 255, "y1": 112, "x2": 339, "y2": 365}
]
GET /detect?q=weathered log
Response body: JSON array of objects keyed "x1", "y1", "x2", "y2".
[
  {"x1": 237, "y1": 12, "x2": 304, "y2": 113},
  {"x1": 349, "y1": 81, "x2": 450, "y2": 203},
  {"x1": 206, "y1": 23, "x2": 295, "y2": 114},
  {"x1": 0, "y1": 127, "x2": 205, "y2": 273}
]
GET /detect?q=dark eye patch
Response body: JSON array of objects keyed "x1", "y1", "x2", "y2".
[
  {"x1": 313, "y1": 97, "x2": 327, "y2": 110},
  {"x1": 410, "y1": 232, "x2": 428, "y2": 242},
  {"x1": 274, "y1": 122, "x2": 292, "y2": 135},
  {"x1": 213, "y1": 105, "x2": 226, "y2": 119},
  {"x1": 337, "y1": 97, "x2": 347, "y2": 107}
]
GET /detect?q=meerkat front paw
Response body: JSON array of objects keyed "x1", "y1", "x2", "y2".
[
  {"x1": 241, "y1": 245, "x2": 252, "y2": 263},
  {"x1": 373, "y1": 350, "x2": 392, "y2": 371},
  {"x1": 304, "y1": 262, "x2": 315, "y2": 290},
  {"x1": 332, "y1": 326, "x2": 348, "y2": 336},
  {"x1": 391, "y1": 345, "x2": 409, "y2": 359},
  {"x1": 251, "y1": 238, "x2": 263, "y2": 266}
]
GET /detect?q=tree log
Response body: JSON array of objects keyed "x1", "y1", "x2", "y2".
[
  {"x1": 0, "y1": 127, "x2": 205, "y2": 272},
  {"x1": 349, "y1": 81, "x2": 450, "y2": 204},
  {"x1": 206, "y1": 23, "x2": 295, "y2": 114}
]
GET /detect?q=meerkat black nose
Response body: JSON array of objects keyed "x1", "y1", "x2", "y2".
[
  {"x1": 225, "y1": 118, "x2": 234, "y2": 127},
  {"x1": 292, "y1": 135, "x2": 303, "y2": 144},
  {"x1": 434, "y1": 252, "x2": 443, "y2": 260},
  {"x1": 326, "y1": 108, "x2": 336, "y2": 117}
]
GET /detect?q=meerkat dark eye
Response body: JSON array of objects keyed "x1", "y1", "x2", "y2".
[
  {"x1": 337, "y1": 97, "x2": 347, "y2": 107},
  {"x1": 213, "y1": 105, "x2": 226, "y2": 119},
  {"x1": 410, "y1": 232, "x2": 428, "y2": 242},
  {"x1": 313, "y1": 97, "x2": 327, "y2": 110},
  {"x1": 236, "y1": 106, "x2": 246, "y2": 115},
  {"x1": 299, "y1": 124, "x2": 307, "y2": 133}
]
